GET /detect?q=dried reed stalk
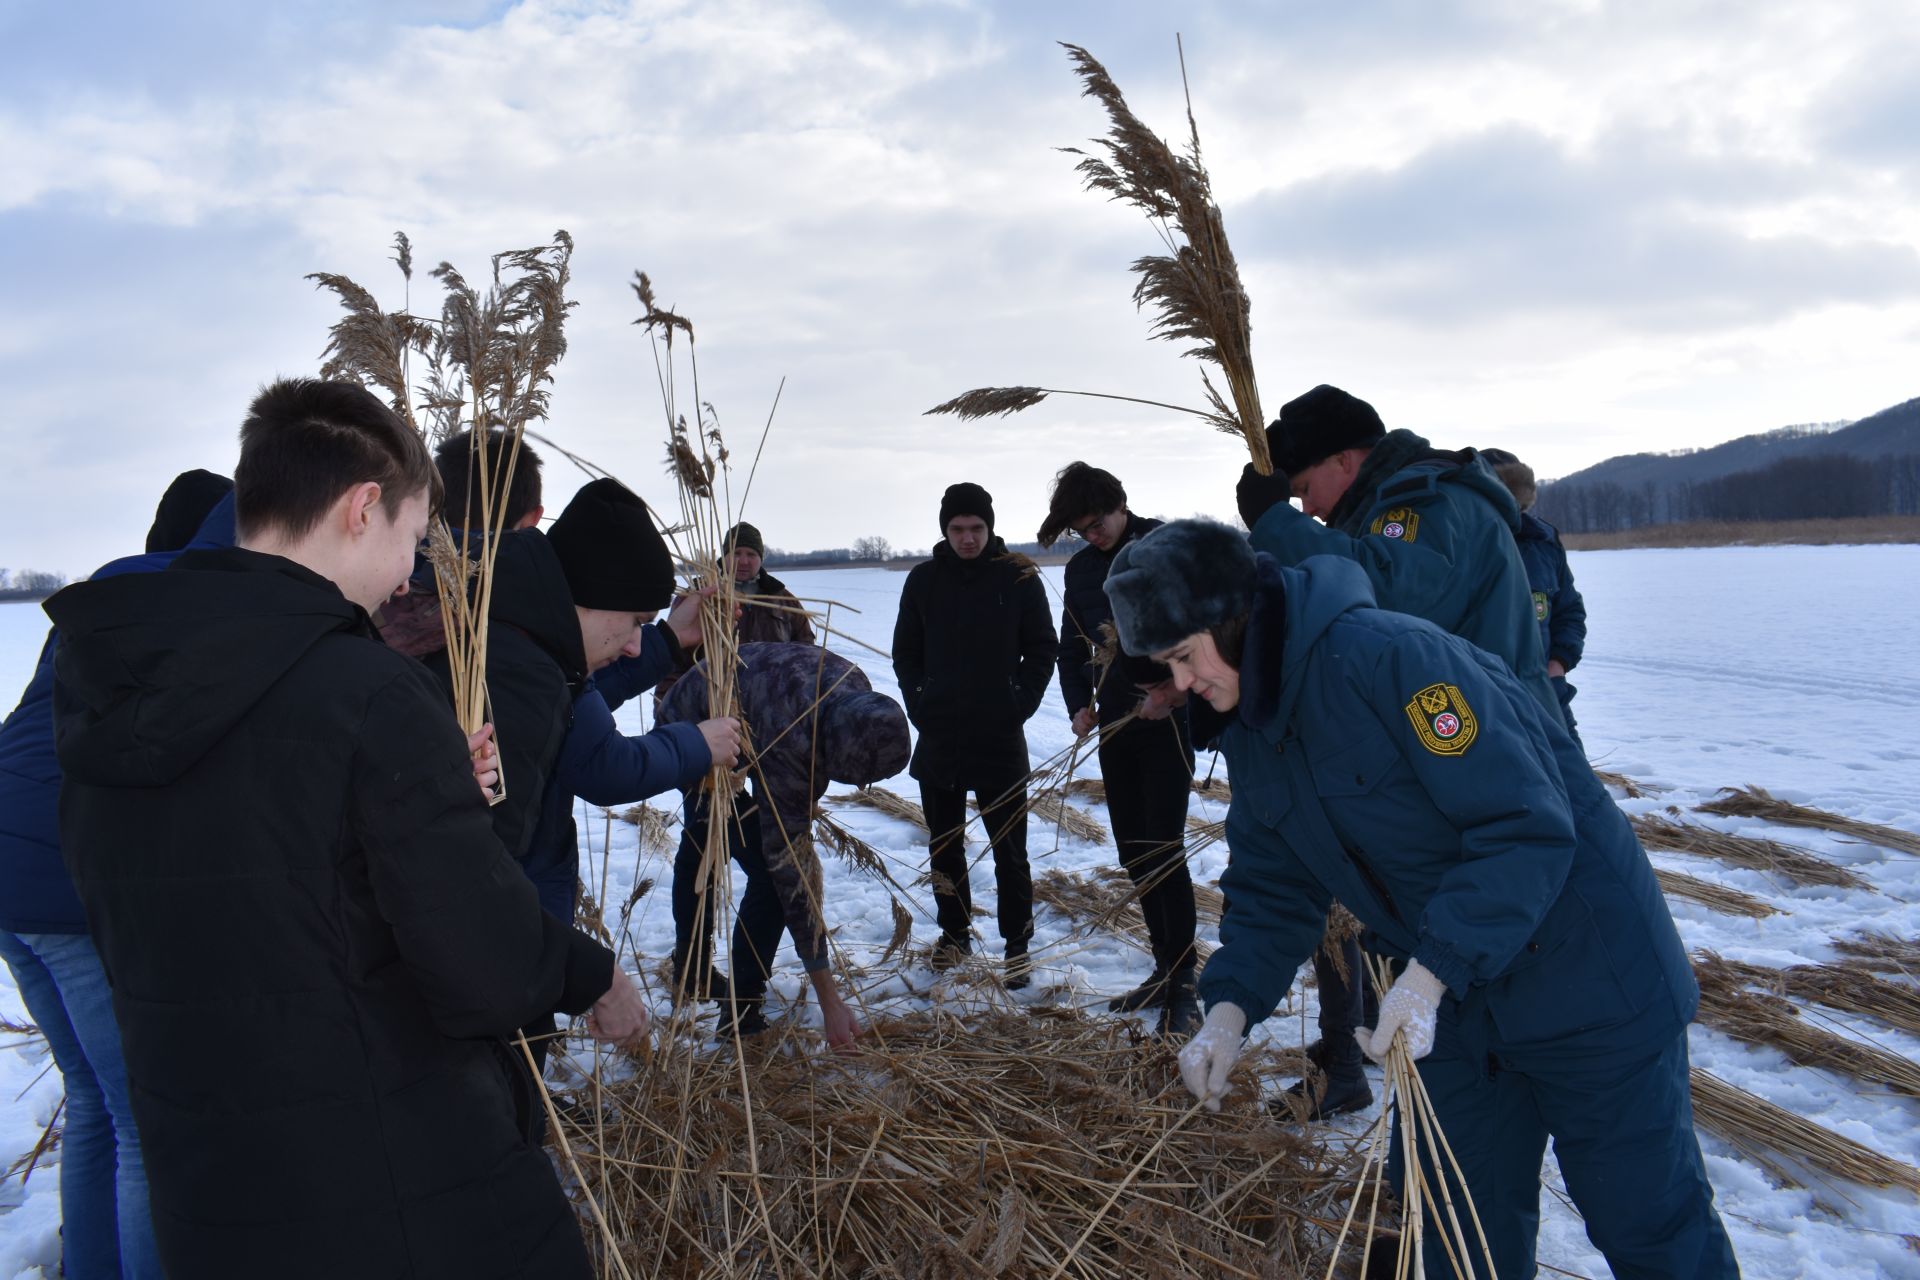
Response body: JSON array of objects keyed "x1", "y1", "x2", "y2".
[
  {"x1": 1592, "y1": 768, "x2": 1650, "y2": 798},
  {"x1": 1633, "y1": 813, "x2": 1869, "y2": 890},
  {"x1": 553, "y1": 1006, "x2": 1352, "y2": 1277},
  {"x1": 1689, "y1": 1069, "x2": 1920, "y2": 1194},
  {"x1": 1832, "y1": 930, "x2": 1920, "y2": 977},
  {"x1": 834, "y1": 786, "x2": 930, "y2": 835},
  {"x1": 927, "y1": 42, "x2": 1269, "y2": 472},
  {"x1": 617, "y1": 802, "x2": 676, "y2": 856},
  {"x1": 1191, "y1": 777, "x2": 1231, "y2": 803},
  {"x1": 4, "y1": 1098, "x2": 62, "y2": 1185},
  {"x1": 1654, "y1": 868, "x2": 1781, "y2": 919},
  {"x1": 1029, "y1": 789, "x2": 1111, "y2": 844},
  {"x1": 1695, "y1": 786, "x2": 1920, "y2": 858},
  {"x1": 1704, "y1": 953, "x2": 1920, "y2": 1039},
  {"x1": 1692, "y1": 953, "x2": 1920, "y2": 1098}
]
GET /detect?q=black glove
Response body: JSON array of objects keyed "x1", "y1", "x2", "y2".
[{"x1": 1235, "y1": 462, "x2": 1292, "y2": 529}]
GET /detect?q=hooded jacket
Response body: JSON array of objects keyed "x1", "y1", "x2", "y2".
[
  {"x1": 1516, "y1": 510, "x2": 1586, "y2": 673},
  {"x1": 0, "y1": 493, "x2": 236, "y2": 934},
  {"x1": 1056, "y1": 513, "x2": 1191, "y2": 742},
  {"x1": 658, "y1": 642, "x2": 909, "y2": 971},
  {"x1": 891, "y1": 539, "x2": 1058, "y2": 787},
  {"x1": 1249, "y1": 429, "x2": 1559, "y2": 723},
  {"x1": 1195, "y1": 555, "x2": 1692, "y2": 1072},
  {"x1": 45, "y1": 546, "x2": 611, "y2": 1278}
]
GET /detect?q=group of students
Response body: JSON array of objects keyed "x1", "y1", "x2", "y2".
[{"x1": 0, "y1": 373, "x2": 1741, "y2": 1277}]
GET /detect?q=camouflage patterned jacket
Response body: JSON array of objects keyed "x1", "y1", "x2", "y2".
[{"x1": 656, "y1": 643, "x2": 909, "y2": 971}]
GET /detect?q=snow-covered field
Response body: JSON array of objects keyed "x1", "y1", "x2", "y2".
[{"x1": 3, "y1": 544, "x2": 1918, "y2": 1278}]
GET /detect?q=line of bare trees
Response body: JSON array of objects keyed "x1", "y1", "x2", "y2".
[{"x1": 1536, "y1": 453, "x2": 1920, "y2": 534}]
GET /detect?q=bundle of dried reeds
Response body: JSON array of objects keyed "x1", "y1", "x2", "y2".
[
  {"x1": 1029, "y1": 789, "x2": 1111, "y2": 845},
  {"x1": 1063, "y1": 778, "x2": 1106, "y2": 803},
  {"x1": 1591, "y1": 768, "x2": 1651, "y2": 798},
  {"x1": 311, "y1": 231, "x2": 577, "y2": 798},
  {"x1": 926, "y1": 42, "x2": 1270, "y2": 472},
  {"x1": 1704, "y1": 953, "x2": 1920, "y2": 1039},
  {"x1": 1191, "y1": 777, "x2": 1232, "y2": 803},
  {"x1": 1695, "y1": 786, "x2": 1920, "y2": 858},
  {"x1": 616, "y1": 802, "x2": 676, "y2": 856},
  {"x1": 1692, "y1": 952, "x2": 1920, "y2": 1099},
  {"x1": 1832, "y1": 930, "x2": 1920, "y2": 978},
  {"x1": 1653, "y1": 868, "x2": 1782, "y2": 919},
  {"x1": 834, "y1": 786, "x2": 930, "y2": 835},
  {"x1": 1633, "y1": 813, "x2": 1869, "y2": 891},
  {"x1": 1689, "y1": 1069, "x2": 1920, "y2": 1195},
  {"x1": 554, "y1": 1006, "x2": 1354, "y2": 1278}
]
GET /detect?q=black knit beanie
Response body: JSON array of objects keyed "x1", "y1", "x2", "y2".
[
  {"x1": 1265, "y1": 384, "x2": 1386, "y2": 475},
  {"x1": 145, "y1": 469, "x2": 234, "y2": 554},
  {"x1": 724, "y1": 522, "x2": 765, "y2": 556},
  {"x1": 547, "y1": 478, "x2": 676, "y2": 611},
  {"x1": 1104, "y1": 519, "x2": 1256, "y2": 656},
  {"x1": 938, "y1": 482, "x2": 995, "y2": 535}
]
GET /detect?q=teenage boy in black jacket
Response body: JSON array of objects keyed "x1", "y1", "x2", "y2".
[
  {"x1": 892, "y1": 483, "x2": 1057, "y2": 984},
  {"x1": 46, "y1": 379, "x2": 645, "y2": 1280}
]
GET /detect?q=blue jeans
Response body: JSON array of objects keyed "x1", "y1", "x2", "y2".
[{"x1": 0, "y1": 929, "x2": 164, "y2": 1279}]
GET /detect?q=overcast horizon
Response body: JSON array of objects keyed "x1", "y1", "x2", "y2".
[{"x1": 4, "y1": 0, "x2": 1917, "y2": 577}]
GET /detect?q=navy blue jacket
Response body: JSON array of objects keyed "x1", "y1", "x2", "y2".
[
  {"x1": 1250, "y1": 430, "x2": 1559, "y2": 723},
  {"x1": 1516, "y1": 511, "x2": 1586, "y2": 672},
  {"x1": 0, "y1": 494, "x2": 236, "y2": 934},
  {"x1": 1197, "y1": 554, "x2": 1694, "y2": 1071},
  {"x1": 521, "y1": 629, "x2": 709, "y2": 921}
]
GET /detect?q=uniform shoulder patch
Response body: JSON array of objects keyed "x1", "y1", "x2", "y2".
[
  {"x1": 1532, "y1": 590, "x2": 1549, "y2": 622},
  {"x1": 1404, "y1": 682, "x2": 1477, "y2": 755},
  {"x1": 1369, "y1": 507, "x2": 1420, "y2": 542}
]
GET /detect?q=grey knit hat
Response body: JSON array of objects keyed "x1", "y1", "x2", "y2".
[{"x1": 1103, "y1": 519, "x2": 1256, "y2": 656}]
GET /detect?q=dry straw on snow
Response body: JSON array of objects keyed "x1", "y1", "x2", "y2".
[
  {"x1": 1706, "y1": 952, "x2": 1920, "y2": 1040},
  {"x1": 1832, "y1": 930, "x2": 1920, "y2": 978},
  {"x1": 1632, "y1": 813, "x2": 1869, "y2": 891},
  {"x1": 1692, "y1": 953, "x2": 1920, "y2": 1100},
  {"x1": 551, "y1": 1007, "x2": 1355, "y2": 1279},
  {"x1": 1689, "y1": 1069, "x2": 1920, "y2": 1196},
  {"x1": 1652, "y1": 868, "x2": 1782, "y2": 920},
  {"x1": 1695, "y1": 786, "x2": 1920, "y2": 858},
  {"x1": 927, "y1": 42, "x2": 1270, "y2": 472}
]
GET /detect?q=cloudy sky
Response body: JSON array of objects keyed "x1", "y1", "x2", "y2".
[{"x1": 4, "y1": 0, "x2": 1916, "y2": 574}]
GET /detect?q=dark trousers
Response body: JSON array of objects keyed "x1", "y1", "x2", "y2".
[
  {"x1": 923, "y1": 768, "x2": 1033, "y2": 948},
  {"x1": 1396, "y1": 1030, "x2": 1737, "y2": 1280},
  {"x1": 1100, "y1": 718, "x2": 1197, "y2": 977},
  {"x1": 671, "y1": 799, "x2": 786, "y2": 1002},
  {"x1": 1313, "y1": 934, "x2": 1372, "y2": 1072}
]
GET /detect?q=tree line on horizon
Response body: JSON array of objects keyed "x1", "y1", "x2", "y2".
[{"x1": 1535, "y1": 452, "x2": 1920, "y2": 534}]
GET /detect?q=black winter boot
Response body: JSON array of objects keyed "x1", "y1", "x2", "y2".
[
  {"x1": 1156, "y1": 972, "x2": 1202, "y2": 1037},
  {"x1": 717, "y1": 994, "x2": 768, "y2": 1040},
  {"x1": 1004, "y1": 940, "x2": 1032, "y2": 990},
  {"x1": 1271, "y1": 1036, "x2": 1372, "y2": 1121},
  {"x1": 1107, "y1": 966, "x2": 1170, "y2": 1012}
]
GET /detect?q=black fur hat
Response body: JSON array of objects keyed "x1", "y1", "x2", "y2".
[
  {"x1": 1104, "y1": 519, "x2": 1255, "y2": 655},
  {"x1": 1265, "y1": 384, "x2": 1386, "y2": 474},
  {"x1": 547, "y1": 478, "x2": 676, "y2": 611},
  {"x1": 938, "y1": 482, "x2": 995, "y2": 534}
]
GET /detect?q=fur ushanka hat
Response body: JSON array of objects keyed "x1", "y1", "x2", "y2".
[{"x1": 1103, "y1": 518, "x2": 1256, "y2": 656}]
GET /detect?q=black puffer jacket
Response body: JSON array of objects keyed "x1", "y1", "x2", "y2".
[
  {"x1": 892, "y1": 539, "x2": 1058, "y2": 787},
  {"x1": 1056, "y1": 512, "x2": 1186, "y2": 728},
  {"x1": 46, "y1": 547, "x2": 611, "y2": 1279}
]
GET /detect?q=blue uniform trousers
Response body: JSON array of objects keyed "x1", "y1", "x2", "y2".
[{"x1": 1396, "y1": 1029, "x2": 1737, "y2": 1279}]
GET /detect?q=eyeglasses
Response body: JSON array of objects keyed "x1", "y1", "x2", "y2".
[{"x1": 1066, "y1": 514, "x2": 1104, "y2": 541}]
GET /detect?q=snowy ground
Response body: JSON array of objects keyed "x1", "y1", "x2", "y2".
[{"x1": 3, "y1": 544, "x2": 1918, "y2": 1278}]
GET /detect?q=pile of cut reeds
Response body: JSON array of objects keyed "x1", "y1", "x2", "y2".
[
  {"x1": 1632, "y1": 812, "x2": 1870, "y2": 891},
  {"x1": 616, "y1": 802, "x2": 676, "y2": 856},
  {"x1": 554, "y1": 1006, "x2": 1355, "y2": 1278},
  {"x1": 1029, "y1": 789, "x2": 1111, "y2": 845},
  {"x1": 1592, "y1": 768, "x2": 1653, "y2": 798},
  {"x1": 1689, "y1": 1069, "x2": 1920, "y2": 1195},
  {"x1": 1653, "y1": 868, "x2": 1781, "y2": 919},
  {"x1": 1692, "y1": 953, "x2": 1920, "y2": 1099},
  {"x1": 1695, "y1": 786, "x2": 1920, "y2": 858},
  {"x1": 1706, "y1": 952, "x2": 1920, "y2": 1039},
  {"x1": 1833, "y1": 930, "x2": 1920, "y2": 978},
  {"x1": 835, "y1": 786, "x2": 930, "y2": 835}
]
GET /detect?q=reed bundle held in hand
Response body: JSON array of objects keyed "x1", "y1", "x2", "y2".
[
  {"x1": 927, "y1": 41, "x2": 1271, "y2": 472},
  {"x1": 310, "y1": 231, "x2": 578, "y2": 792}
]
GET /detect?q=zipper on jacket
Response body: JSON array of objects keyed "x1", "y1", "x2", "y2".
[{"x1": 1343, "y1": 844, "x2": 1405, "y2": 929}]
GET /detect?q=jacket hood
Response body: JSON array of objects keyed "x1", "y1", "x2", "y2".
[
  {"x1": 486, "y1": 529, "x2": 588, "y2": 684},
  {"x1": 1333, "y1": 429, "x2": 1523, "y2": 536},
  {"x1": 1238, "y1": 553, "x2": 1377, "y2": 733},
  {"x1": 45, "y1": 547, "x2": 370, "y2": 787},
  {"x1": 1517, "y1": 510, "x2": 1556, "y2": 541}
]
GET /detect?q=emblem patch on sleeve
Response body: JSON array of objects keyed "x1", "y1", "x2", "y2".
[
  {"x1": 1369, "y1": 507, "x2": 1420, "y2": 542},
  {"x1": 1532, "y1": 591, "x2": 1550, "y2": 622},
  {"x1": 1404, "y1": 682, "x2": 1478, "y2": 755}
]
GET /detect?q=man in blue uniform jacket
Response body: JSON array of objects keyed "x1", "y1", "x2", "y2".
[
  {"x1": 1106, "y1": 520, "x2": 1736, "y2": 1280},
  {"x1": 1485, "y1": 449, "x2": 1587, "y2": 745}
]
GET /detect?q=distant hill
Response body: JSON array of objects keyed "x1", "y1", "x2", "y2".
[{"x1": 1535, "y1": 397, "x2": 1920, "y2": 533}]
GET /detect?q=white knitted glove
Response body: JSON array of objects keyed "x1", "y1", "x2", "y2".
[
  {"x1": 1354, "y1": 960, "x2": 1445, "y2": 1064},
  {"x1": 1177, "y1": 1002, "x2": 1248, "y2": 1112}
]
